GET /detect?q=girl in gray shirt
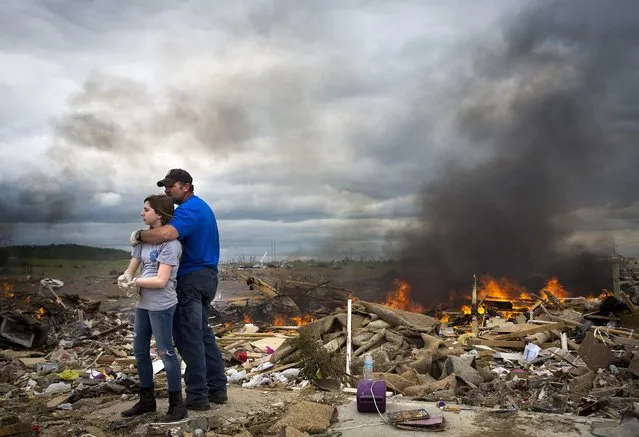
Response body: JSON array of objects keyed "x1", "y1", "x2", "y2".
[{"x1": 118, "y1": 194, "x2": 186, "y2": 423}]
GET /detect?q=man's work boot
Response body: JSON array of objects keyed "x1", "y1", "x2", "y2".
[
  {"x1": 184, "y1": 399, "x2": 211, "y2": 411},
  {"x1": 208, "y1": 391, "x2": 228, "y2": 404},
  {"x1": 158, "y1": 391, "x2": 188, "y2": 423},
  {"x1": 121, "y1": 387, "x2": 156, "y2": 417}
]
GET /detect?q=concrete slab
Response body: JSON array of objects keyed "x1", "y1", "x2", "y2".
[{"x1": 330, "y1": 397, "x2": 610, "y2": 437}]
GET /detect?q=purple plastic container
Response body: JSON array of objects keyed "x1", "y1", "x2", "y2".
[{"x1": 356, "y1": 379, "x2": 387, "y2": 413}]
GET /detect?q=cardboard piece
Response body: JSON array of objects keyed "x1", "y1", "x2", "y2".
[
  {"x1": 18, "y1": 357, "x2": 48, "y2": 368},
  {"x1": 577, "y1": 332, "x2": 614, "y2": 371},
  {"x1": 46, "y1": 393, "x2": 72, "y2": 409}
]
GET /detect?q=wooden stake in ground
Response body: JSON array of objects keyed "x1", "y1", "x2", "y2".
[
  {"x1": 472, "y1": 274, "x2": 478, "y2": 315},
  {"x1": 346, "y1": 298, "x2": 352, "y2": 377}
]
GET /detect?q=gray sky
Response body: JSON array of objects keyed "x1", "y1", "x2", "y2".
[{"x1": 1, "y1": 0, "x2": 638, "y2": 262}]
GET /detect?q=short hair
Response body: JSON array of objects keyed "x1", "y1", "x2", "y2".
[{"x1": 144, "y1": 194, "x2": 175, "y2": 225}]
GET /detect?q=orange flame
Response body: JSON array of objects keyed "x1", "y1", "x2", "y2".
[
  {"x1": 500, "y1": 311, "x2": 515, "y2": 320},
  {"x1": 382, "y1": 279, "x2": 424, "y2": 313},
  {"x1": 540, "y1": 277, "x2": 570, "y2": 299},
  {"x1": 586, "y1": 290, "x2": 609, "y2": 301},
  {"x1": 440, "y1": 314, "x2": 450, "y2": 324},
  {"x1": 243, "y1": 314, "x2": 252, "y2": 324},
  {"x1": 272, "y1": 314, "x2": 287, "y2": 326},
  {"x1": 478, "y1": 276, "x2": 528, "y2": 302},
  {"x1": 34, "y1": 307, "x2": 46, "y2": 319},
  {"x1": 461, "y1": 305, "x2": 472, "y2": 315},
  {"x1": 2, "y1": 283, "x2": 15, "y2": 298},
  {"x1": 290, "y1": 314, "x2": 315, "y2": 326}
]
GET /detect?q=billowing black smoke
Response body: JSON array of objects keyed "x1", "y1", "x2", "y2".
[{"x1": 395, "y1": 0, "x2": 639, "y2": 302}]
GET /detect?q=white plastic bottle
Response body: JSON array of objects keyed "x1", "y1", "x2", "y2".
[{"x1": 363, "y1": 353, "x2": 374, "y2": 380}]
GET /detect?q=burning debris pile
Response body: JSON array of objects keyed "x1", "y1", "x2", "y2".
[
  {"x1": 219, "y1": 269, "x2": 639, "y2": 426},
  {"x1": 213, "y1": 274, "x2": 355, "y2": 328}
]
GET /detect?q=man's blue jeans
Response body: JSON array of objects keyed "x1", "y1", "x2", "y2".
[
  {"x1": 173, "y1": 267, "x2": 227, "y2": 404},
  {"x1": 133, "y1": 305, "x2": 181, "y2": 392}
]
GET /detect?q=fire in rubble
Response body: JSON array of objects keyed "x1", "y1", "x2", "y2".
[
  {"x1": 473, "y1": 275, "x2": 574, "y2": 303},
  {"x1": 436, "y1": 274, "x2": 598, "y2": 323},
  {"x1": 270, "y1": 314, "x2": 315, "y2": 327},
  {"x1": 272, "y1": 314, "x2": 287, "y2": 326},
  {"x1": 34, "y1": 307, "x2": 46, "y2": 319},
  {"x1": 240, "y1": 312, "x2": 316, "y2": 327},
  {"x1": 382, "y1": 279, "x2": 424, "y2": 313},
  {"x1": 478, "y1": 276, "x2": 530, "y2": 301},
  {"x1": 290, "y1": 314, "x2": 315, "y2": 326},
  {"x1": 2, "y1": 282, "x2": 15, "y2": 298},
  {"x1": 542, "y1": 277, "x2": 570, "y2": 299}
]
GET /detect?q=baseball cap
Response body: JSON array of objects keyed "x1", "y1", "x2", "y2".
[{"x1": 157, "y1": 169, "x2": 193, "y2": 187}]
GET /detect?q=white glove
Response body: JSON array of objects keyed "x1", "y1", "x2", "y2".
[
  {"x1": 118, "y1": 272, "x2": 133, "y2": 290},
  {"x1": 130, "y1": 230, "x2": 142, "y2": 247},
  {"x1": 122, "y1": 278, "x2": 139, "y2": 297}
]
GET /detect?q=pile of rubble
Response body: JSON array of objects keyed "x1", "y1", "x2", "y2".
[
  {"x1": 217, "y1": 290, "x2": 639, "y2": 430},
  {"x1": 0, "y1": 278, "x2": 143, "y2": 436},
  {"x1": 3, "y1": 266, "x2": 639, "y2": 436},
  {"x1": 618, "y1": 256, "x2": 639, "y2": 297}
]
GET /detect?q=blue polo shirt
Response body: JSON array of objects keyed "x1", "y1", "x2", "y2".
[{"x1": 169, "y1": 195, "x2": 219, "y2": 277}]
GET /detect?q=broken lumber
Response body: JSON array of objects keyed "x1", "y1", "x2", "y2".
[{"x1": 492, "y1": 322, "x2": 565, "y2": 340}]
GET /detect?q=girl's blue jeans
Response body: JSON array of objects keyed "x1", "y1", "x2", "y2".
[{"x1": 133, "y1": 305, "x2": 181, "y2": 392}]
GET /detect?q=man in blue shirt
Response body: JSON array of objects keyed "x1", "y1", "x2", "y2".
[{"x1": 131, "y1": 169, "x2": 227, "y2": 411}]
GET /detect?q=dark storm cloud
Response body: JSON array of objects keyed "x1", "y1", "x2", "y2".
[
  {"x1": 8, "y1": 0, "x2": 637, "y2": 264},
  {"x1": 3, "y1": 0, "x2": 475, "y2": 229},
  {"x1": 393, "y1": 0, "x2": 639, "y2": 301}
]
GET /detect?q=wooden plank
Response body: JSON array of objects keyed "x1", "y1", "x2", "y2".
[
  {"x1": 18, "y1": 357, "x2": 48, "y2": 368},
  {"x1": 46, "y1": 393, "x2": 72, "y2": 409},
  {"x1": 96, "y1": 355, "x2": 117, "y2": 365},
  {"x1": 0, "y1": 350, "x2": 44, "y2": 360},
  {"x1": 612, "y1": 263, "x2": 621, "y2": 296},
  {"x1": 114, "y1": 357, "x2": 137, "y2": 366},
  {"x1": 619, "y1": 292, "x2": 639, "y2": 314},
  {"x1": 257, "y1": 362, "x2": 299, "y2": 375},
  {"x1": 492, "y1": 322, "x2": 565, "y2": 340},
  {"x1": 544, "y1": 291, "x2": 565, "y2": 309},
  {"x1": 590, "y1": 326, "x2": 636, "y2": 337},
  {"x1": 547, "y1": 316, "x2": 582, "y2": 327},
  {"x1": 610, "y1": 335, "x2": 639, "y2": 347},
  {"x1": 468, "y1": 338, "x2": 557, "y2": 349}
]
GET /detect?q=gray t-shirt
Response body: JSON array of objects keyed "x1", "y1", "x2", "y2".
[{"x1": 131, "y1": 240, "x2": 182, "y2": 311}]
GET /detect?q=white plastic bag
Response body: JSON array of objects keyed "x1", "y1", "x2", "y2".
[{"x1": 523, "y1": 343, "x2": 541, "y2": 362}]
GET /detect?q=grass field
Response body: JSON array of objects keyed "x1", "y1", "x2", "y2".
[{"x1": 2, "y1": 257, "x2": 127, "y2": 278}]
